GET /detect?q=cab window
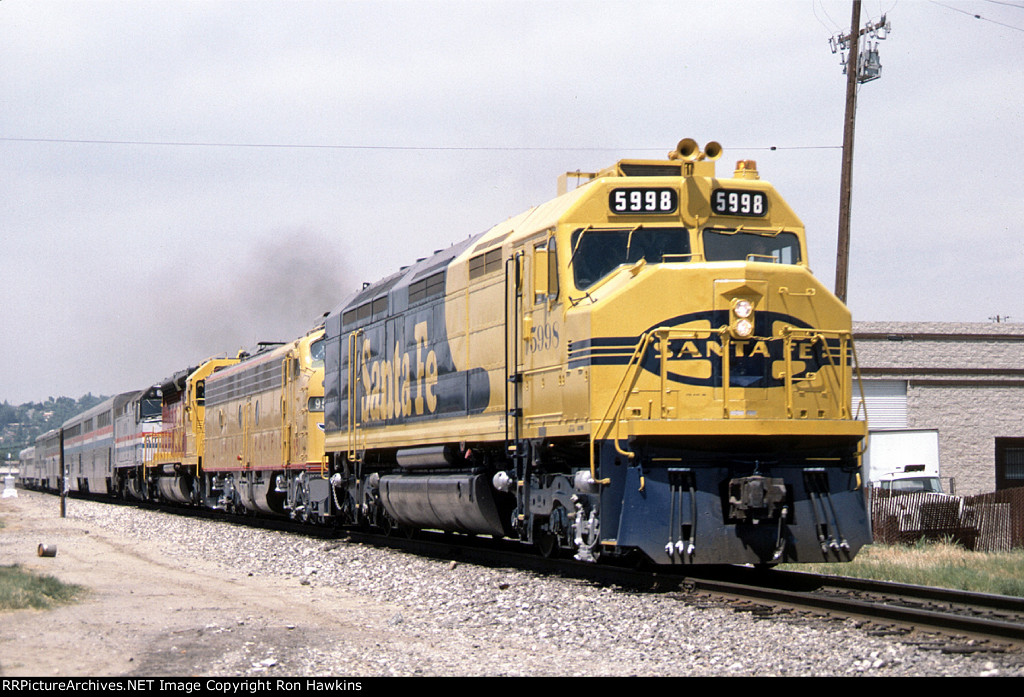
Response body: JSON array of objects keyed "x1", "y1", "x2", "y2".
[
  {"x1": 703, "y1": 228, "x2": 801, "y2": 264},
  {"x1": 309, "y1": 338, "x2": 325, "y2": 367},
  {"x1": 570, "y1": 226, "x2": 690, "y2": 290}
]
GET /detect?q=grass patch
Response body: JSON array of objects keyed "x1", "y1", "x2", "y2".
[
  {"x1": 0, "y1": 564, "x2": 84, "y2": 610},
  {"x1": 781, "y1": 540, "x2": 1024, "y2": 597}
]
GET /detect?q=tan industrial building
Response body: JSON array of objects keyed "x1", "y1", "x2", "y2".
[{"x1": 853, "y1": 322, "x2": 1024, "y2": 496}]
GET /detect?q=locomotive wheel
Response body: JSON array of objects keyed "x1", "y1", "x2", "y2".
[
  {"x1": 535, "y1": 504, "x2": 570, "y2": 559},
  {"x1": 535, "y1": 528, "x2": 560, "y2": 559},
  {"x1": 378, "y1": 510, "x2": 395, "y2": 537}
]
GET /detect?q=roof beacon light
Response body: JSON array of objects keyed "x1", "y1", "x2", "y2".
[{"x1": 734, "y1": 160, "x2": 759, "y2": 180}]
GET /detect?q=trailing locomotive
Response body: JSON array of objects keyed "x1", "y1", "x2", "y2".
[
  {"x1": 201, "y1": 329, "x2": 327, "y2": 518},
  {"x1": 320, "y1": 138, "x2": 871, "y2": 565},
  {"x1": 19, "y1": 139, "x2": 870, "y2": 567},
  {"x1": 21, "y1": 329, "x2": 327, "y2": 520}
]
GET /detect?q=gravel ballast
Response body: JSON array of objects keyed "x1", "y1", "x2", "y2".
[{"x1": 2, "y1": 490, "x2": 1022, "y2": 677}]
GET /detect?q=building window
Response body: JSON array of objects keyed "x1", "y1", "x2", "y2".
[{"x1": 996, "y1": 438, "x2": 1024, "y2": 491}]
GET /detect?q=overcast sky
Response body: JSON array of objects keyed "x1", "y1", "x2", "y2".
[{"x1": 2, "y1": 0, "x2": 1022, "y2": 405}]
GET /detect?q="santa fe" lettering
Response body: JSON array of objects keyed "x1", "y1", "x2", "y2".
[{"x1": 360, "y1": 321, "x2": 438, "y2": 422}]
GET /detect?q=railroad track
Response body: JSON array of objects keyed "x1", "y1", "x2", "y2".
[
  {"x1": 362, "y1": 531, "x2": 1024, "y2": 649},
  {"x1": 674, "y1": 566, "x2": 1024, "y2": 648},
  {"x1": 50, "y1": 489, "x2": 1024, "y2": 650}
]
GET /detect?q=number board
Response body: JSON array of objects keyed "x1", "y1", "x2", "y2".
[
  {"x1": 609, "y1": 187, "x2": 678, "y2": 215},
  {"x1": 711, "y1": 189, "x2": 767, "y2": 217}
]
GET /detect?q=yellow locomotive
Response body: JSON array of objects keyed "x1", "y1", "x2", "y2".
[
  {"x1": 15, "y1": 138, "x2": 869, "y2": 566},
  {"x1": 322, "y1": 138, "x2": 870, "y2": 565},
  {"x1": 202, "y1": 328, "x2": 327, "y2": 518},
  {"x1": 147, "y1": 355, "x2": 241, "y2": 504},
  {"x1": 116, "y1": 328, "x2": 326, "y2": 517}
]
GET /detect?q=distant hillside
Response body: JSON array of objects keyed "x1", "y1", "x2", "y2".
[{"x1": 0, "y1": 394, "x2": 110, "y2": 462}]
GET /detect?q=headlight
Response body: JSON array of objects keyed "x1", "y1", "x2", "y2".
[
  {"x1": 734, "y1": 299, "x2": 753, "y2": 318},
  {"x1": 730, "y1": 299, "x2": 755, "y2": 338}
]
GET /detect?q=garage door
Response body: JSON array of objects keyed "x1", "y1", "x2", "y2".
[{"x1": 852, "y1": 379, "x2": 907, "y2": 429}]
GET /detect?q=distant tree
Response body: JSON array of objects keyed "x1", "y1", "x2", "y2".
[
  {"x1": 0, "y1": 394, "x2": 110, "y2": 462},
  {"x1": 0, "y1": 402, "x2": 15, "y2": 426}
]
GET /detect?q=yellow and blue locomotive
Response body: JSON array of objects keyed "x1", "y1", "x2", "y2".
[
  {"x1": 19, "y1": 138, "x2": 868, "y2": 567},
  {"x1": 201, "y1": 328, "x2": 327, "y2": 518},
  {"x1": 22, "y1": 330, "x2": 328, "y2": 520},
  {"x1": 323, "y1": 139, "x2": 870, "y2": 565}
]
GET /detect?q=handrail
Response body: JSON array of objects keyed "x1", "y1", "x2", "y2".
[
  {"x1": 850, "y1": 338, "x2": 869, "y2": 458},
  {"x1": 152, "y1": 425, "x2": 186, "y2": 467},
  {"x1": 662, "y1": 253, "x2": 705, "y2": 263},
  {"x1": 347, "y1": 329, "x2": 364, "y2": 464},
  {"x1": 590, "y1": 325, "x2": 861, "y2": 483},
  {"x1": 779, "y1": 327, "x2": 856, "y2": 419},
  {"x1": 590, "y1": 328, "x2": 717, "y2": 479},
  {"x1": 590, "y1": 331, "x2": 654, "y2": 483},
  {"x1": 281, "y1": 355, "x2": 291, "y2": 466},
  {"x1": 777, "y1": 286, "x2": 816, "y2": 297},
  {"x1": 242, "y1": 402, "x2": 251, "y2": 469}
]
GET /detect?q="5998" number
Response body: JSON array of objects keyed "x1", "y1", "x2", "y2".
[
  {"x1": 711, "y1": 189, "x2": 767, "y2": 217},
  {"x1": 609, "y1": 187, "x2": 677, "y2": 214}
]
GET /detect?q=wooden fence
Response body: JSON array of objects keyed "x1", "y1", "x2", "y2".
[{"x1": 871, "y1": 487, "x2": 1024, "y2": 552}]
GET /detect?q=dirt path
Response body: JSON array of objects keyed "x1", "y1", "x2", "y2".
[{"x1": 0, "y1": 492, "x2": 395, "y2": 677}]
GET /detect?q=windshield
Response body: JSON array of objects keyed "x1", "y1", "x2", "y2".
[
  {"x1": 570, "y1": 227, "x2": 690, "y2": 290},
  {"x1": 703, "y1": 228, "x2": 801, "y2": 264},
  {"x1": 880, "y1": 477, "x2": 943, "y2": 494},
  {"x1": 140, "y1": 397, "x2": 162, "y2": 421},
  {"x1": 309, "y1": 338, "x2": 325, "y2": 367}
]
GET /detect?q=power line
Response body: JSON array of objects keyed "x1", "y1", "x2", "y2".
[
  {"x1": 813, "y1": 0, "x2": 842, "y2": 34},
  {"x1": 982, "y1": 0, "x2": 1024, "y2": 10},
  {"x1": 0, "y1": 136, "x2": 842, "y2": 153},
  {"x1": 929, "y1": 0, "x2": 1024, "y2": 31},
  {"x1": 0, "y1": 136, "x2": 622, "y2": 151},
  {"x1": 737, "y1": 145, "x2": 843, "y2": 151}
]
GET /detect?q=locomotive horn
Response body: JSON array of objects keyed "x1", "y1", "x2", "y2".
[
  {"x1": 669, "y1": 138, "x2": 700, "y2": 161},
  {"x1": 701, "y1": 141, "x2": 723, "y2": 161}
]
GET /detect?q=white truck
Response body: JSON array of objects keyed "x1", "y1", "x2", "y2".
[{"x1": 863, "y1": 428, "x2": 944, "y2": 493}]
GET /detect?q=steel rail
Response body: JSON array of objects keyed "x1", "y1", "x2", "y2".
[
  {"x1": 777, "y1": 570, "x2": 1024, "y2": 613},
  {"x1": 684, "y1": 575, "x2": 1024, "y2": 643}
]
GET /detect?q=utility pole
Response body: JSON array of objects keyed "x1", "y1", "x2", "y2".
[
  {"x1": 59, "y1": 427, "x2": 66, "y2": 518},
  {"x1": 830, "y1": 2, "x2": 890, "y2": 303}
]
